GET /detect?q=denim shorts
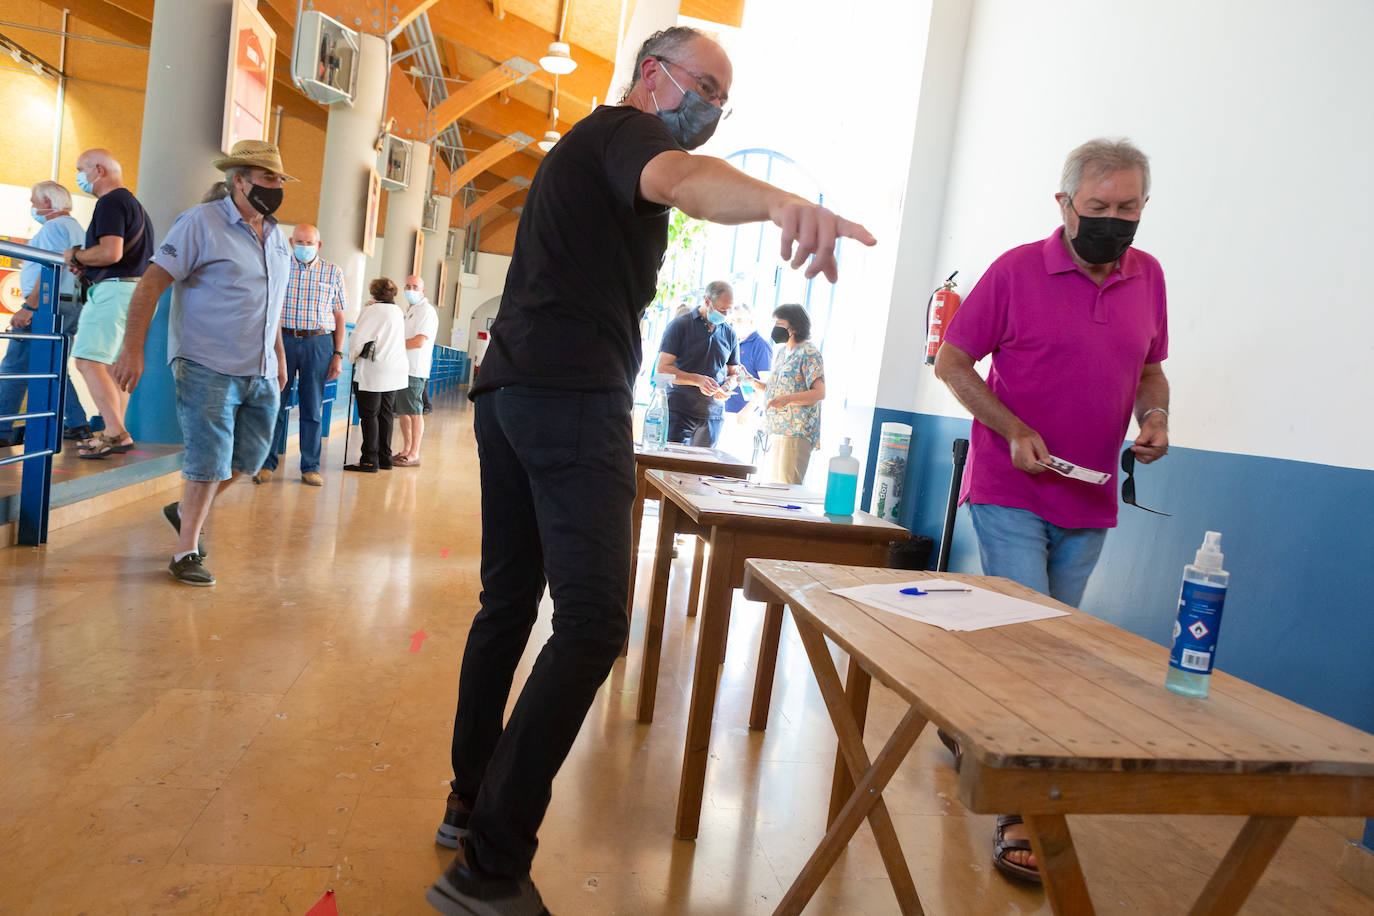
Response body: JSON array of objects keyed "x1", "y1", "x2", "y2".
[
  {"x1": 71, "y1": 278, "x2": 136, "y2": 364},
  {"x1": 172, "y1": 357, "x2": 280, "y2": 482}
]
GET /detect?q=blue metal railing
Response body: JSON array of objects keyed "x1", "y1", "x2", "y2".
[{"x1": 0, "y1": 239, "x2": 69, "y2": 545}]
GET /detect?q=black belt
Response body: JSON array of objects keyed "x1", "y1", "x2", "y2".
[{"x1": 284, "y1": 328, "x2": 330, "y2": 338}]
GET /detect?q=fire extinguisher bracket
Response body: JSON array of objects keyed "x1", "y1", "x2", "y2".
[{"x1": 924, "y1": 270, "x2": 961, "y2": 366}]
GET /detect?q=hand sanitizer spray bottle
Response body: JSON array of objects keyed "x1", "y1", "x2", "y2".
[
  {"x1": 824, "y1": 438, "x2": 860, "y2": 516},
  {"x1": 642, "y1": 374, "x2": 671, "y2": 450},
  {"x1": 1166, "y1": 531, "x2": 1230, "y2": 698}
]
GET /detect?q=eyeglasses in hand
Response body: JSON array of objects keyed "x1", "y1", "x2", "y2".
[{"x1": 1120, "y1": 447, "x2": 1171, "y2": 516}]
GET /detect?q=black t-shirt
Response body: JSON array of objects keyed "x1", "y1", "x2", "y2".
[
  {"x1": 472, "y1": 106, "x2": 681, "y2": 397},
  {"x1": 659, "y1": 309, "x2": 738, "y2": 418},
  {"x1": 85, "y1": 187, "x2": 154, "y2": 280}
]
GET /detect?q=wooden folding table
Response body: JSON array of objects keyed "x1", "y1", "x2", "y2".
[
  {"x1": 637, "y1": 471, "x2": 909, "y2": 840},
  {"x1": 742, "y1": 560, "x2": 1374, "y2": 915}
]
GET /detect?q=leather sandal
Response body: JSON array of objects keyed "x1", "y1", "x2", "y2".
[
  {"x1": 77, "y1": 433, "x2": 134, "y2": 459},
  {"x1": 993, "y1": 813, "x2": 1042, "y2": 884}
]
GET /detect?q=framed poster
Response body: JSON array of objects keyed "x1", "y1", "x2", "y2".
[
  {"x1": 362, "y1": 169, "x2": 381, "y2": 258},
  {"x1": 437, "y1": 261, "x2": 449, "y2": 312},
  {"x1": 0, "y1": 269, "x2": 23, "y2": 316},
  {"x1": 221, "y1": 0, "x2": 277, "y2": 154},
  {"x1": 412, "y1": 229, "x2": 424, "y2": 278}
]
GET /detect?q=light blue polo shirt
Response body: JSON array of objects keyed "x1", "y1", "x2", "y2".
[
  {"x1": 153, "y1": 194, "x2": 291, "y2": 378},
  {"x1": 20, "y1": 215, "x2": 84, "y2": 298}
]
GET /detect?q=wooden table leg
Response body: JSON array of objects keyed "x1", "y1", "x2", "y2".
[
  {"x1": 748, "y1": 601, "x2": 785, "y2": 731},
  {"x1": 686, "y1": 536, "x2": 706, "y2": 618},
  {"x1": 674, "y1": 528, "x2": 734, "y2": 840},
  {"x1": 1024, "y1": 814, "x2": 1094, "y2": 915},
  {"x1": 790, "y1": 618, "x2": 923, "y2": 914},
  {"x1": 1187, "y1": 816, "x2": 1297, "y2": 916},
  {"x1": 636, "y1": 499, "x2": 680, "y2": 724},
  {"x1": 827, "y1": 656, "x2": 872, "y2": 827},
  {"x1": 623, "y1": 470, "x2": 649, "y2": 656}
]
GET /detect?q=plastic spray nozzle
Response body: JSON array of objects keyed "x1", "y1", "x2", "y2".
[{"x1": 1195, "y1": 531, "x2": 1224, "y2": 568}]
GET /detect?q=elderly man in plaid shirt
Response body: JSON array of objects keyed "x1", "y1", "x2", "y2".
[{"x1": 255, "y1": 223, "x2": 347, "y2": 486}]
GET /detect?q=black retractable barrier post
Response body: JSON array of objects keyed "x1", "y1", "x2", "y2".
[{"x1": 936, "y1": 438, "x2": 970, "y2": 573}]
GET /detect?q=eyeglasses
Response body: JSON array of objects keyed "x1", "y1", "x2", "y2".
[
  {"x1": 655, "y1": 57, "x2": 733, "y2": 119},
  {"x1": 1120, "y1": 447, "x2": 1171, "y2": 516}
]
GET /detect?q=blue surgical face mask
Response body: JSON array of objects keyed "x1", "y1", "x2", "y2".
[
  {"x1": 75, "y1": 171, "x2": 94, "y2": 194},
  {"x1": 30, "y1": 206, "x2": 46, "y2": 225},
  {"x1": 405, "y1": 289, "x2": 423, "y2": 305},
  {"x1": 706, "y1": 308, "x2": 727, "y2": 326},
  {"x1": 652, "y1": 64, "x2": 723, "y2": 151},
  {"x1": 293, "y1": 244, "x2": 318, "y2": 264}
]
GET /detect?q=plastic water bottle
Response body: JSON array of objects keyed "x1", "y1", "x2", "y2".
[
  {"x1": 642, "y1": 373, "x2": 671, "y2": 450},
  {"x1": 1165, "y1": 531, "x2": 1230, "y2": 698},
  {"x1": 824, "y1": 437, "x2": 860, "y2": 516}
]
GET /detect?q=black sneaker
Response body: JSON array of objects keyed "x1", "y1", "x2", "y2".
[
  {"x1": 436, "y1": 791, "x2": 470, "y2": 849},
  {"x1": 426, "y1": 840, "x2": 548, "y2": 916},
  {"x1": 169, "y1": 553, "x2": 215, "y2": 586},
  {"x1": 162, "y1": 502, "x2": 207, "y2": 558},
  {"x1": 343, "y1": 462, "x2": 379, "y2": 473},
  {"x1": 64, "y1": 425, "x2": 93, "y2": 441}
]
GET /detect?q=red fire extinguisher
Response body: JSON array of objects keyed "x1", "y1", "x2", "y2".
[{"x1": 924, "y1": 271, "x2": 960, "y2": 366}]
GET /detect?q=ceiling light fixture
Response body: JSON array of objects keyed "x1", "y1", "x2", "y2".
[
  {"x1": 539, "y1": 41, "x2": 576, "y2": 75},
  {"x1": 537, "y1": 130, "x2": 560, "y2": 153}
]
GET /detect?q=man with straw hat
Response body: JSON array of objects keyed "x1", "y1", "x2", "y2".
[{"x1": 112, "y1": 140, "x2": 294, "y2": 586}]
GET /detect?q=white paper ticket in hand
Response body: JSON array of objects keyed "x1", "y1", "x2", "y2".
[{"x1": 1039, "y1": 455, "x2": 1110, "y2": 485}]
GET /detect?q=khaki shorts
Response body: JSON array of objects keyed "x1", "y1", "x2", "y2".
[{"x1": 71, "y1": 279, "x2": 137, "y2": 364}]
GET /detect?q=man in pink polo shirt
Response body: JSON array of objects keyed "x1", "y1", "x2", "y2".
[{"x1": 934, "y1": 138, "x2": 1171, "y2": 885}]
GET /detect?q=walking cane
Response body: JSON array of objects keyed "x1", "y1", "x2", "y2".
[{"x1": 342, "y1": 370, "x2": 356, "y2": 468}]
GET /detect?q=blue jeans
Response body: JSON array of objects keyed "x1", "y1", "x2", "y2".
[
  {"x1": 967, "y1": 503, "x2": 1107, "y2": 607},
  {"x1": 261, "y1": 334, "x2": 331, "y2": 473},
  {"x1": 0, "y1": 324, "x2": 88, "y2": 439},
  {"x1": 667, "y1": 407, "x2": 724, "y2": 447},
  {"x1": 172, "y1": 358, "x2": 280, "y2": 482},
  {"x1": 451, "y1": 386, "x2": 634, "y2": 878}
]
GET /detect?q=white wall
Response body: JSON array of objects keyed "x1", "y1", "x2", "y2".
[
  {"x1": 896, "y1": 0, "x2": 1374, "y2": 471},
  {"x1": 455, "y1": 251, "x2": 511, "y2": 350}
]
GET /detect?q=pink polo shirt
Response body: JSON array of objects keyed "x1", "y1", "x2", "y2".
[{"x1": 945, "y1": 227, "x2": 1168, "y2": 529}]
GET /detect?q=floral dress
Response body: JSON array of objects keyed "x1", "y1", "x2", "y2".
[{"x1": 765, "y1": 341, "x2": 824, "y2": 449}]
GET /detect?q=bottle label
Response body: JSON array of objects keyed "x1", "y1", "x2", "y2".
[{"x1": 1168, "y1": 580, "x2": 1226, "y2": 674}]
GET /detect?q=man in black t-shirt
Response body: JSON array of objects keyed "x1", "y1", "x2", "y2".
[
  {"x1": 65, "y1": 148, "x2": 153, "y2": 458},
  {"x1": 429, "y1": 25, "x2": 876, "y2": 916},
  {"x1": 657, "y1": 279, "x2": 739, "y2": 447}
]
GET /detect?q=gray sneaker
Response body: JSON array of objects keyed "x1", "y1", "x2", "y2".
[
  {"x1": 169, "y1": 553, "x2": 215, "y2": 586},
  {"x1": 162, "y1": 502, "x2": 207, "y2": 558},
  {"x1": 426, "y1": 841, "x2": 548, "y2": 916}
]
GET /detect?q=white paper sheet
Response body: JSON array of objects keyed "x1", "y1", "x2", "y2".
[
  {"x1": 697, "y1": 479, "x2": 825, "y2": 504},
  {"x1": 1038, "y1": 455, "x2": 1110, "y2": 485},
  {"x1": 830, "y1": 579, "x2": 1070, "y2": 631}
]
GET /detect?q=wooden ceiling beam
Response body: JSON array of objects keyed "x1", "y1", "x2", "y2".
[
  {"x1": 680, "y1": 0, "x2": 747, "y2": 28},
  {"x1": 478, "y1": 210, "x2": 521, "y2": 254},
  {"x1": 440, "y1": 132, "x2": 535, "y2": 195},
  {"x1": 459, "y1": 176, "x2": 529, "y2": 225},
  {"x1": 427, "y1": 0, "x2": 614, "y2": 112},
  {"x1": 425, "y1": 58, "x2": 537, "y2": 140}
]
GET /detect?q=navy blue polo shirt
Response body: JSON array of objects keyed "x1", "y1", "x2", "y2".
[{"x1": 660, "y1": 308, "x2": 738, "y2": 418}]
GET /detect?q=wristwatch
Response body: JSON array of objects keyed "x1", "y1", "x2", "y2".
[{"x1": 332, "y1": 350, "x2": 344, "y2": 358}]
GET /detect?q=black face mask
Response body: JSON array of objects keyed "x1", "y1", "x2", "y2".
[
  {"x1": 1067, "y1": 204, "x2": 1137, "y2": 265},
  {"x1": 771, "y1": 326, "x2": 790, "y2": 345},
  {"x1": 244, "y1": 182, "x2": 283, "y2": 217}
]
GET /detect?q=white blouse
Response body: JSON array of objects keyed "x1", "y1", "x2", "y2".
[{"x1": 348, "y1": 301, "x2": 409, "y2": 392}]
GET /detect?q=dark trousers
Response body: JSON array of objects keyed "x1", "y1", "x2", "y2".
[
  {"x1": 667, "y1": 408, "x2": 723, "y2": 448},
  {"x1": 262, "y1": 334, "x2": 331, "y2": 473},
  {"x1": 451, "y1": 386, "x2": 634, "y2": 878},
  {"x1": 353, "y1": 386, "x2": 395, "y2": 467}
]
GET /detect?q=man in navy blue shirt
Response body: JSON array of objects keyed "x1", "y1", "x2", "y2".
[{"x1": 656, "y1": 279, "x2": 739, "y2": 447}]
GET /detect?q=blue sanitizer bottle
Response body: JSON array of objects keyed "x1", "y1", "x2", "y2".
[
  {"x1": 824, "y1": 438, "x2": 860, "y2": 516},
  {"x1": 642, "y1": 373, "x2": 671, "y2": 450},
  {"x1": 1166, "y1": 531, "x2": 1230, "y2": 698}
]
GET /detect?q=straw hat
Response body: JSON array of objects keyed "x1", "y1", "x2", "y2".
[{"x1": 211, "y1": 140, "x2": 298, "y2": 181}]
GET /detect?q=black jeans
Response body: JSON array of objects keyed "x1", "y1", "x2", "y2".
[
  {"x1": 452, "y1": 386, "x2": 634, "y2": 878},
  {"x1": 353, "y1": 386, "x2": 395, "y2": 467}
]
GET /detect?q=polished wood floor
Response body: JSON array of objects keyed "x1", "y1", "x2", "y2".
[{"x1": 1, "y1": 395, "x2": 1370, "y2": 915}]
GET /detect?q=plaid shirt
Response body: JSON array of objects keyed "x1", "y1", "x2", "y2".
[{"x1": 281, "y1": 256, "x2": 346, "y2": 331}]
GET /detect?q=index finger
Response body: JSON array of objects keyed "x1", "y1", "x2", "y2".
[{"x1": 838, "y1": 218, "x2": 877, "y2": 247}]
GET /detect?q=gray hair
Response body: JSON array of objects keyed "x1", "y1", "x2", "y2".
[
  {"x1": 31, "y1": 180, "x2": 72, "y2": 210},
  {"x1": 620, "y1": 26, "x2": 706, "y2": 101},
  {"x1": 1061, "y1": 138, "x2": 1151, "y2": 200},
  {"x1": 705, "y1": 280, "x2": 732, "y2": 302},
  {"x1": 202, "y1": 166, "x2": 253, "y2": 204}
]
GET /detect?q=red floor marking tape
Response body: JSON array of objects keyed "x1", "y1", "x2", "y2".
[
  {"x1": 126, "y1": 450, "x2": 153, "y2": 456},
  {"x1": 304, "y1": 889, "x2": 338, "y2": 916},
  {"x1": 440, "y1": 548, "x2": 450, "y2": 558}
]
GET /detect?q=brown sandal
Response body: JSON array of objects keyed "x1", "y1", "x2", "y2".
[
  {"x1": 993, "y1": 814, "x2": 1042, "y2": 884},
  {"x1": 77, "y1": 433, "x2": 134, "y2": 459}
]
